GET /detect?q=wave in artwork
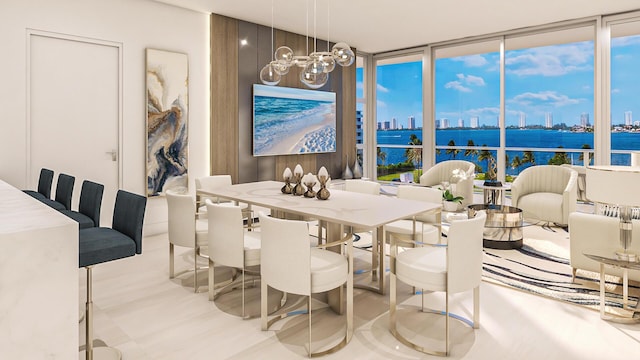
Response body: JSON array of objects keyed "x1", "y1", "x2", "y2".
[{"x1": 253, "y1": 84, "x2": 336, "y2": 156}]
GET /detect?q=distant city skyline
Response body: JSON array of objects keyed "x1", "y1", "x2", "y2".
[{"x1": 357, "y1": 34, "x2": 640, "y2": 129}]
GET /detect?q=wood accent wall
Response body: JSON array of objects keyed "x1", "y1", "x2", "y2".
[
  {"x1": 210, "y1": 13, "x2": 356, "y2": 183},
  {"x1": 210, "y1": 14, "x2": 239, "y2": 182}
]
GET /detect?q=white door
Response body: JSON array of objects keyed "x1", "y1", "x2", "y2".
[{"x1": 29, "y1": 32, "x2": 121, "y2": 226}]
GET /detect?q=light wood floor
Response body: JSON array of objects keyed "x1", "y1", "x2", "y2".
[{"x1": 79, "y1": 198, "x2": 640, "y2": 359}]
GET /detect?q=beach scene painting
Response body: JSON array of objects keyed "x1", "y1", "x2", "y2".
[{"x1": 253, "y1": 84, "x2": 336, "y2": 156}]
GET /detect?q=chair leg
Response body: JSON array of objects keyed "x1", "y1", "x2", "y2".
[
  {"x1": 308, "y1": 295, "x2": 312, "y2": 358},
  {"x1": 208, "y1": 259, "x2": 214, "y2": 301},
  {"x1": 445, "y1": 292, "x2": 450, "y2": 356},
  {"x1": 241, "y1": 270, "x2": 246, "y2": 318},
  {"x1": 261, "y1": 277, "x2": 268, "y2": 330},
  {"x1": 169, "y1": 243, "x2": 174, "y2": 279},
  {"x1": 473, "y1": 286, "x2": 480, "y2": 329},
  {"x1": 194, "y1": 247, "x2": 198, "y2": 293},
  {"x1": 84, "y1": 266, "x2": 121, "y2": 360},
  {"x1": 571, "y1": 267, "x2": 577, "y2": 283}
]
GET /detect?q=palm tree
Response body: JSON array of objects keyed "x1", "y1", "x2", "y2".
[
  {"x1": 377, "y1": 147, "x2": 387, "y2": 165},
  {"x1": 445, "y1": 139, "x2": 460, "y2": 159},
  {"x1": 548, "y1": 146, "x2": 570, "y2": 165},
  {"x1": 578, "y1": 144, "x2": 593, "y2": 165},
  {"x1": 522, "y1": 150, "x2": 535, "y2": 167},
  {"x1": 477, "y1": 145, "x2": 495, "y2": 180},
  {"x1": 511, "y1": 155, "x2": 522, "y2": 174},
  {"x1": 405, "y1": 134, "x2": 422, "y2": 169},
  {"x1": 464, "y1": 139, "x2": 478, "y2": 161}
]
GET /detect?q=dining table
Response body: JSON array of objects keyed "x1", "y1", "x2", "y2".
[{"x1": 197, "y1": 180, "x2": 441, "y2": 315}]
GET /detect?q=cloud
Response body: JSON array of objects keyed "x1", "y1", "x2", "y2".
[
  {"x1": 356, "y1": 81, "x2": 364, "y2": 90},
  {"x1": 506, "y1": 42, "x2": 593, "y2": 77},
  {"x1": 444, "y1": 73, "x2": 486, "y2": 93},
  {"x1": 445, "y1": 81, "x2": 471, "y2": 92},
  {"x1": 452, "y1": 54, "x2": 488, "y2": 67},
  {"x1": 611, "y1": 35, "x2": 640, "y2": 48},
  {"x1": 612, "y1": 88, "x2": 621, "y2": 94},
  {"x1": 376, "y1": 84, "x2": 390, "y2": 93},
  {"x1": 511, "y1": 91, "x2": 583, "y2": 107},
  {"x1": 377, "y1": 100, "x2": 386, "y2": 107}
]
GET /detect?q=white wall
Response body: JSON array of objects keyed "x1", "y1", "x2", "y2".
[{"x1": 0, "y1": 0, "x2": 210, "y2": 234}]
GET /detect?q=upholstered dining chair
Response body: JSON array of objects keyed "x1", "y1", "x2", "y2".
[
  {"x1": 60, "y1": 180, "x2": 104, "y2": 229},
  {"x1": 259, "y1": 213, "x2": 352, "y2": 357},
  {"x1": 510, "y1": 165, "x2": 577, "y2": 227},
  {"x1": 206, "y1": 201, "x2": 261, "y2": 318},
  {"x1": 40, "y1": 173, "x2": 75, "y2": 211},
  {"x1": 79, "y1": 190, "x2": 146, "y2": 360},
  {"x1": 385, "y1": 185, "x2": 443, "y2": 245},
  {"x1": 166, "y1": 190, "x2": 208, "y2": 292},
  {"x1": 23, "y1": 168, "x2": 54, "y2": 201},
  {"x1": 195, "y1": 175, "x2": 253, "y2": 227},
  {"x1": 343, "y1": 179, "x2": 381, "y2": 278},
  {"x1": 390, "y1": 210, "x2": 486, "y2": 356}
]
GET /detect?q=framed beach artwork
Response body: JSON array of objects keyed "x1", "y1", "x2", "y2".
[
  {"x1": 252, "y1": 84, "x2": 336, "y2": 156},
  {"x1": 146, "y1": 48, "x2": 189, "y2": 197}
]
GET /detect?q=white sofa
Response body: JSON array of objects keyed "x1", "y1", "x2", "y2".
[
  {"x1": 511, "y1": 165, "x2": 577, "y2": 226},
  {"x1": 419, "y1": 160, "x2": 475, "y2": 209},
  {"x1": 569, "y1": 212, "x2": 640, "y2": 282}
]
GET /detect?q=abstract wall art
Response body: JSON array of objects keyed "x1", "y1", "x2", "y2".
[{"x1": 146, "y1": 48, "x2": 189, "y2": 197}]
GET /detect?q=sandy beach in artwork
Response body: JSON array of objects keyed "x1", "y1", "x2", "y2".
[{"x1": 265, "y1": 111, "x2": 336, "y2": 154}]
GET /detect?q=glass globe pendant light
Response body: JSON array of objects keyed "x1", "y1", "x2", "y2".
[{"x1": 260, "y1": 0, "x2": 281, "y2": 86}]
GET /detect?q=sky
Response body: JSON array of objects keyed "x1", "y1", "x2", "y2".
[{"x1": 356, "y1": 34, "x2": 640, "y2": 129}]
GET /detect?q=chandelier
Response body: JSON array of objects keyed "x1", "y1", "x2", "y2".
[{"x1": 259, "y1": 0, "x2": 355, "y2": 89}]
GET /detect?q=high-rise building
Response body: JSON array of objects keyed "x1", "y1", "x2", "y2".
[
  {"x1": 580, "y1": 112, "x2": 589, "y2": 127},
  {"x1": 435, "y1": 119, "x2": 440, "y2": 129},
  {"x1": 441, "y1": 118, "x2": 450, "y2": 129},
  {"x1": 457, "y1": 118, "x2": 464, "y2": 128},
  {"x1": 356, "y1": 110, "x2": 363, "y2": 144},
  {"x1": 625, "y1": 111, "x2": 633, "y2": 126},
  {"x1": 391, "y1": 117, "x2": 397, "y2": 130},
  {"x1": 470, "y1": 116, "x2": 479, "y2": 129},
  {"x1": 408, "y1": 116, "x2": 416, "y2": 129},
  {"x1": 377, "y1": 122, "x2": 382, "y2": 130},
  {"x1": 519, "y1": 113, "x2": 526, "y2": 128},
  {"x1": 545, "y1": 112, "x2": 553, "y2": 128}
]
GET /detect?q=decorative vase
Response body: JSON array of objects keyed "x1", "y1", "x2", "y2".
[
  {"x1": 343, "y1": 163, "x2": 353, "y2": 179},
  {"x1": 293, "y1": 164, "x2": 305, "y2": 196},
  {"x1": 303, "y1": 173, "x2": 317, "y2": 198},
  {"x1": 281, "y1": 167, "x2": 293, "y2": 194},
  {"x1": 353, "y1": 160, "x2": 363, "y2": 179},
  {"x1": 316, "y1": 166, "x2": 331, "y2": 200},
  {"x1": 443, "y1": 201, "x2": 459, "y2": 212}
]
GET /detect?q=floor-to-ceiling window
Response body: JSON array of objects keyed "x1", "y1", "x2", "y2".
[
  {"x1": 374, "y1": 53, "x2": 423, "y2": 181},
  {"x1": 505, "y1": 26, "x2": 595, "y2": 175},
  {"x1": 610, "y1": 19, "x2": 640, "y2": 165},
  {"x1": 434, "y1": 41, "x2": 500, "y2": 180},
  {"x1": 355, "y1": 55, "x2": 366, "y2": 176}
]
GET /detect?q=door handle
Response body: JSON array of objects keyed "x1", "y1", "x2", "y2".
[{"x1": 106, "y1": 150, "x2": 117, "y2": 162}]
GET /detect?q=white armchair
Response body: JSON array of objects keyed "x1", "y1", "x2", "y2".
[
  {"x1": 511, "y1": 165, "x2": 577, "y2": 226},
  {"x1": 419, "y1": 160, "x2": 475, "y2": 208},
  {"x1": 569, "y1": 212, "x2": 640, "y2": 282}
]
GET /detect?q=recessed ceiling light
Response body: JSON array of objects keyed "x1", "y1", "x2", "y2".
[{"x1": 240, "y1": 39, "x2": 248, "y2": 46}]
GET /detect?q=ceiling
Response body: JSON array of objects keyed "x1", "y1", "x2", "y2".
[{"x1": 155, "y1": 0, "x2": 640, "y2": 54}]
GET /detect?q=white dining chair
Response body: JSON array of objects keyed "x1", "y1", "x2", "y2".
[
  {"x1": 259, "y1": 213, "x2": 352, "y2": 357},
  {"x1": 385, "y1": 185, "x2": 443, "y2": 245},
  {"x1": 206, "y1": 201, "x2": 261, "y2": 318},
  {"x1": 390, "y1": 210, "x2": 486, "y2": 356},
  {"x1": 166, "y1": 190, "x2": 208, "y2": 292},
  {"x1": 196, "y1": 174, "x2": 254, "y2": 228}
]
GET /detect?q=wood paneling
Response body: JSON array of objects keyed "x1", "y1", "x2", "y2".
[
  {"x1": 210, "y1": 14, "x2": 239, "y2": 181},
  {"x1": 210, "y1": 15, "x2": 356, "y2": 183}
]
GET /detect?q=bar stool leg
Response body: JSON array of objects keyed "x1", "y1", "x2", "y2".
[{"x1": 81, "y1": 266, "x2": 121, "y2": 360}]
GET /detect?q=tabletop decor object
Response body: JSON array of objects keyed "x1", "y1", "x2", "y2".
[
  {"x1": 293, "y1": 164, "x2": 305, "y2": 196},
  {"x1": 303, "y1": 173, "x2": 317, "y2": 198},
  {"x1": 316, "y1": 166, "x2": 331, "y2": 200},
  {"x1": 281, "y1": 167, "x2": 293, "y2": 194}
]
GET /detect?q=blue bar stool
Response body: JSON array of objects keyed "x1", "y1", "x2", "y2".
[
  {"x1": 61, "y1": 180, "x2": 104, "y2": 229},
  {"x1": 79, "y1": 190, "x2": 146, "y2": 360},
  {"x1": 23, "y1": 168, "x2": 54, "y2": 201}
]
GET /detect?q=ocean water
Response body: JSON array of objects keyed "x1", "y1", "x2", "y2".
[
  {"x1": 253, "y1": 96, "x2": 335, "y2": 155},
  {"x1": 377, "y1": 128, "x2": 639, "y2": 173}
]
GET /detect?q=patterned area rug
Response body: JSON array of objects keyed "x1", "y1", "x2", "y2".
[
  {"x1": 346, "y1": 222, "x2": 640, "y2": 318},
  {"x1": 482, "y1": 224, "x2": 640, "y2": 318}
]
